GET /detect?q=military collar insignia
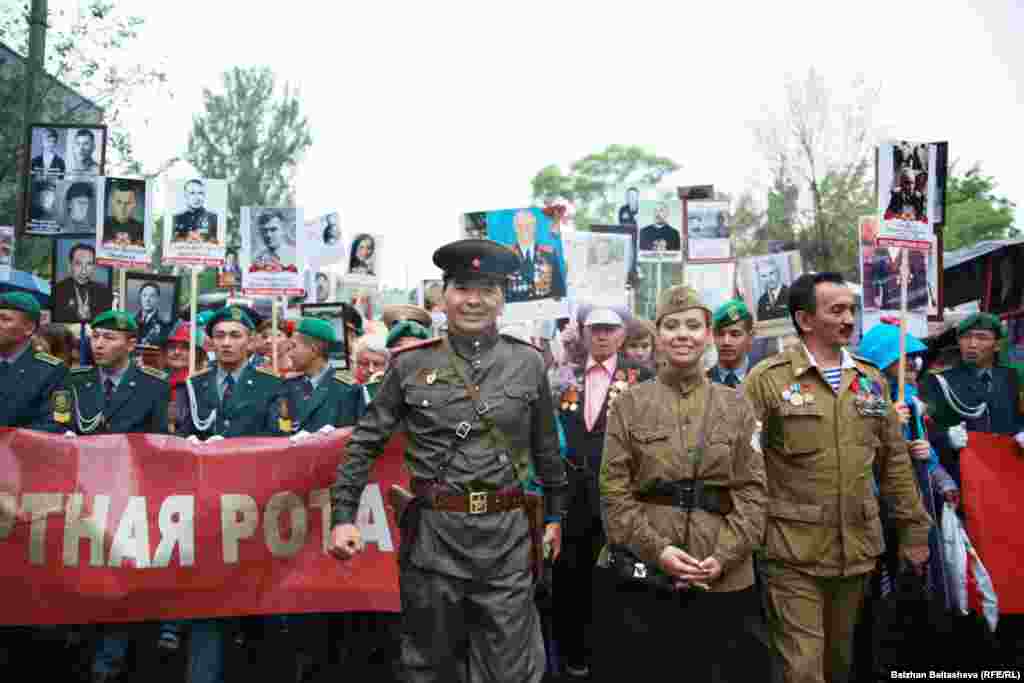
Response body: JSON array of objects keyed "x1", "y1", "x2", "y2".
[
  {"x1": 140, "y1": 366, "x2": 169, "y2": 381},
  {"x1": 334, "y1": 369, "x2": 356, "y2": 385},
  {"x1": 71, "y1": 365, "x2": 94, "y2": 374},
  {"x1": 255, "y1": 365, "x2": 279, "y2": 377},
  {"x1": 34, "y1": 352, "x2": 62, "y2": 366}
]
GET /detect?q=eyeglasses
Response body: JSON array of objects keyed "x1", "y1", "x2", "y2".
[{"x1": 356, "y1": 358, "x2": 388, "y2": 372}]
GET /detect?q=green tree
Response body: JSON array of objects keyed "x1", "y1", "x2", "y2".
[
  {"x1": 186, "y1": 66, "x2": 313, "y2": 293},
  {"x1": 752, "y1": 68, "x2": 880, "y2": 274},
  {"x1": 1, "y1": 1, "x2": 171, "y2": 274},
  {"x1": 530, "y1": 145, "x2": 680, "y2": 229},
  {"x1": 941, "y1": 165, "x2": 1018, "y2": 251}
]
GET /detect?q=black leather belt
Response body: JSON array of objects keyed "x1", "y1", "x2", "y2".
[
  {"x1": 636, "y1": 480, "x2": 733, "y2": 515},
  {"x1": 410, "y1": 478, "x2": 525, "y2": 515}
]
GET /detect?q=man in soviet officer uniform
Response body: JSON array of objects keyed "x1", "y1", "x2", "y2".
[
  {"x1": 173, "y1": 179, "x2": 218, "y2": 242},
  {"x1": 708, "y1": 299, "x2": 755, "y2": 387},
  {"x1": 744, "y1": 272, "x2": 931, "y2": 683},
  {"x1": 284, "y1": 317, "x2": 365, "y2": 438},
  {"x1": 0, "y1": 292, "x2": 67, "y2": 431},
  {"x1": 57, "y1": 311, "x2": 169, "y2": 683},
  {"x1": 919, "y1": 312, "x2": 1024, "y2": 486},
  {"x1": 329, "y1": 239, "x2": 568, "y2": 683},
  {"x1": 176, "y1": 305, "x2": 284, "y2": 441}
]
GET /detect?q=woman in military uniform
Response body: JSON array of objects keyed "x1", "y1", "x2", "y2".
[{"x1": 597, "y1": 285, "x2": 768, "y2": 680}]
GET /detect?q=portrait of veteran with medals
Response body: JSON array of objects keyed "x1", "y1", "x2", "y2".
[
  {"x1": 329, "y1": 238, "x2": 568, "y2": 683},
  {"x1": 58, "y1": 311, "x2": 170, "y2": 436},
  {"x1": 596, "y1": 285, "x2": 768, "y2": 681}
]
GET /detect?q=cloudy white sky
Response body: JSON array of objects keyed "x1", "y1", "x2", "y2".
[{"x1": 97, "y1": 0, "x2": 1022, "y2": 287}]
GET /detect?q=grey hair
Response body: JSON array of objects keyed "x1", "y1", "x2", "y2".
[{"x1": 355, "y1": 333, "x2": 390, "y2": 358}]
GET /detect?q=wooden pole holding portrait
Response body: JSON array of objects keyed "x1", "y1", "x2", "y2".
[
  {"x1": 189, "y1": 266, "x2": 198, "y2": 376},
  {"x1": 897, "y1": 248, "x2": 910, "y2": 404},
  {"x1": 272, "y1": 297, "x2": 279, "y2": 376}
]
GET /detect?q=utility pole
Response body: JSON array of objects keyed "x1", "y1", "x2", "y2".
[{"x1": 14, "y1": 0, "x2": 49, "y2": 264}]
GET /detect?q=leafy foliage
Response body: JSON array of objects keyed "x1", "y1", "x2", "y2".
[
  {"x1": 942, "y1": 165, "x2": 1018, "y2": 251},
  {"x1": 530, "y1": 145, "x2": 680, "y2": 229}
]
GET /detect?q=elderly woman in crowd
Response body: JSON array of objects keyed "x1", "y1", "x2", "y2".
[{"x1": 596, "y1": 285, "x2": 768, "y2": 680}]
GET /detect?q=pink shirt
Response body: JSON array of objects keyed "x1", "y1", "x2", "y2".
[{"x1": 584, "y1": 354, "x2": 618, "y2": 431}]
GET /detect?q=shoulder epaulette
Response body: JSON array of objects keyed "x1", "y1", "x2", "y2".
[
  {"x1": 392, "y1": 337, "x2": 442, "y2": 356},
  {"x1": 139, "y1": 366, "x2": 169, "y2": 381},
  {"x1": 499, "y1": 333, "x2": 541, "y2": 351},
  {"x1": 70, "y1": 365, "x2": 94, "y2": 373},
  {"x1": 334, "y1": 369, "x2": 356, "y2": 385},
  {"x1": 190, "y1": 367, "x2": 213, "y2": 377},
  {"x1": 757, "y1": 354, "x2": 790, "y2": 372},
  {"x1": 255, "y1": 365, "x2": 281, "y2": 378},
  {"x1": 34, "y1": 352, "x2": 63, "y2": 366}
]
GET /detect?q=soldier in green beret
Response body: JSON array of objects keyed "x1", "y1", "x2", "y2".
[
  {"x1": 385, "y1": 319, "x2": 431, "y2": 350},
  {"x1": 284, "y1": 317, "x2": 366, "y2": 439},
  {"x1": 920, "y1": 311, "x2": 1024, "y2": 486},
  {"x1": 176, "y1": 305, "x2": 285, "y2": 441},
  {"x1": 0, "y1": 292, "x2": 68, "y2": 432},
  {"x1": 60, "y1": 310, "x2": 170, "y2": 436},
  {"x1": 708, "y1": 299, "x2": 755, "y2": 388}
]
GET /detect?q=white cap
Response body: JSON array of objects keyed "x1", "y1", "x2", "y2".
[{"x1": 584, "y1": 308, "x2": 623, "y2": 327}]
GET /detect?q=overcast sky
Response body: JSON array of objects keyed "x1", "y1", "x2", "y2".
[{"x1": 101, "y1": 0, "x2": 1022, "y2": 287}]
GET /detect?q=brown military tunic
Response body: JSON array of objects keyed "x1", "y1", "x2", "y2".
[
  {"x1": 744, "y1": 344, "x2": 931, "y2": 683},
  {"x1": 744, "y1": 344, "x2": 931, "y2": 576},
  {"x1": 600, "y1": 364, "x2": 766, "y2": 592}
]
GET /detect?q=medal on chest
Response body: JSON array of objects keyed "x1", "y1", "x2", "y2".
[
  {"x1": 854, "y1": 376, "x2": 888, "y2": 417},
  {"x1": 781, "y1": 382, "x2": 814, "y2": 407}
]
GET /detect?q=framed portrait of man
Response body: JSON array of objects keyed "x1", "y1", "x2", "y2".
[
  {"x1": 299, "y1": 302, "x2": 351, "y2": 370},
  {"x1": 124, "y1": 273, "x2": 181, "y2": 347},
  {"x1": 302, "y1": 212, "x2": 347, "y2": 271},
  {"x1": 163, "y1": 177, "x2": 228, "y2": 267},
  {"x1": 240, "y1": 207, "x2": 304, "y2": 296},
  {"x1": 57, "y1": 178, "x2": 101, "y2": 235},
  {"x1": 738, "y1": 251, "x2": 803, "y2": 338},
  {"x1": 97, "y1": 177, "x2": 149, "y2": 263},
  {"x1": 685, "y1": 200, "x2": 731, "y2": 261},
  {"x1": 50, "y1": 234, "x2": 114, "y2": 324},
  {"x1": 636, "y1": 199, "x2": 683, "y2": 263},
  {"x1": 23, "y1": 123, "x2": 107, "y2": 234}
]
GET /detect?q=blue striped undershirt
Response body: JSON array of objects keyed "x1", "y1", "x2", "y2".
[{"x1": 822, "y1": 367, "x2": 843, "y2": 393}]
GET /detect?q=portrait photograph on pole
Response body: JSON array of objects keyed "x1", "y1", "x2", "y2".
[
  {"x1": 737, "y1": 251, "x2": 803, "y2": 338},
  {"x1": 858, "y1": 215, "x2": 930, "y2": 338},
  {"x1": 636, "y1": 198, "x2": 683, "y2": 263},
  {"x1": 96, "y1": 177, "x2": 152, "y2": 268},
  {"x1": 49, "y1": 234, "x2": 114, "y2": 324},
  {"x1": 876, "y1": 140, "x2": 948, "y2": 237},
  {"x1": 462, "y1": 207, "x2": 568, "y2": 323},
  {"x1": 685, "y1": 200, "x2": 731, "y2": 261},
  {"x1": 240, "y1": 207, "x2": 304, "y2": 296},
  {"x1": 345, "y1": 231, "x2": 382, "y2": 282},
  {"x1": 562, "y1": 231, "x2": 630, "y2": 309},
  {"x1": 302, "y1": 212, "x2": 347, "y2": 271},
  {"x1": 124, "y1": 272, "x2": 181, "y2": 347},
  {"x1": 162, "y1": 177, "x2": 228, "y2": 267},
  {"x1": 0, "y1": 226, "x2": 12, "y2": 282}
]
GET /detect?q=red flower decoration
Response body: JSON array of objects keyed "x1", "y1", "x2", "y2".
[{"x1": 628, "y1": 368, "x2": 638, "y2": 384}]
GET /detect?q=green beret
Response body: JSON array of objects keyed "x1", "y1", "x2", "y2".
[
  {"x1": 205, "y1": 306, "x2": 255, "y2": 337},
  {"x1": 957, "y1": 312, "x2": 1005, "y2": 339},
  {"x1": 0, "y1": 292, "x2": 40, "y2": 321},
  {"x1": 92, "y1": 310, "x2": 138, "y2": 333},
  {"x1": 295, "y1": 317, "x2": 342, "y2": 353},
  {"x1": 712, "y1": 299, "x2": 752, "y2": 331},
  {"x1": 386, "y1": 320, "x2": 430, "y2": 348},
  {"x1": 655, "y1": 285, "x2": 712, "y2": 327}
]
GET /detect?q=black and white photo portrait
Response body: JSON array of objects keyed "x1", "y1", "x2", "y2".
[
  {"x1": 348, "y1": 233, "x2": 377, "y2": 277},
  {"x1": 50, "y1": 236, "x2": 114, "y2": 324},
  {"x1": 60, "y1": 179, "x2": 99, "y2": 234},
  {"x1": 461, "y1": 212, "x2": 488, "y2": 239},
  {"x1": 30, "y1": 178, "x2": 60, "y2": 226},
  {"x1": 67, "y1": 127, "x2": 103, "y2": 175},
  {"x1": 686, "y1": 201, "x2": 731, "y2": 261},
  {"x1": 251, "y1": 208, "x2": 296, "y2": 267},
  {"x1": 323, "y1": 213, "x2": 341, "y2": 246},
  {"x1": 172, "y1": 178, "x2": 219, "y2": 243},
  {"x1": 314, "y1": 271, "x2": 331, "y2": 303},
  {"x1": 618, "y1": 186, "x2": 640, "y2": 226},
  {"x1": 29, "y1": 126, "x2": 66, "y2": 178},
  {"x1": 738, "y1": 252, "x2": 801, "y2": 323},
  {"x1": 125, "y1": 273, "x2": 180, "y2": 346},
  {"x1": 101, "y1": 177, "x2": 146, "y2": 247}
]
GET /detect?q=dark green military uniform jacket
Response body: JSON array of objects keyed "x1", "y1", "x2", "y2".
[
  {"x1": 331, "y1": 330, "x2": 569, "y2": 580},
  {"x1": 60, "y1": 363, "x2": 170, "y2": 434},
  {"x1": 280, "y1": 367, "x2": 365, "y2": 433},
  {"x1": 0, "y1": 348, "x2": 67, "y2": 432},
  {"x1": 176, "y1": 362, "x2": 285, "y2": 438}
]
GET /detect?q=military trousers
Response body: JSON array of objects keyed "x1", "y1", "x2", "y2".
[
  {"x1": 399, "y1": 564, "x2": 545, "y2": 683},
  {"x1": 761, "y1": 561, "x2": 869, "y2": 683}
]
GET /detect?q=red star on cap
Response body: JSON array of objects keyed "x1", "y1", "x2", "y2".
[{"x1": 471, "y1": 257, "x2": 481, "y2": 270}]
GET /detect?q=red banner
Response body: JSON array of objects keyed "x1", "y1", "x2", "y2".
[
  {"x1": 0, "y1": 428, "x2": 408, "y2": 625},
  {"x1": 961, "y1": 432, "x2": 1024, "y2": 614}
]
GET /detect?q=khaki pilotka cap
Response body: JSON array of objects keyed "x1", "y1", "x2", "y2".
[{"x1": 655, "y1": 285, "x2": 713, "y2": 326}]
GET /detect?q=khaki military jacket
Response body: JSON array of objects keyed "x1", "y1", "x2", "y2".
[
  {"x1": 600, "y1": 365, "x2": 766, "y2": 592},
  {"x1": 744, "y1": 344, "x2": 931, "y2": 577}
]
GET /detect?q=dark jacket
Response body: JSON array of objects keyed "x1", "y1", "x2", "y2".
[
  {"x1": 281, "y1": 369, "x2": 366, "y2": 432},
  {"x1": 51, "y1": 278, "x2": 114, "y2": 324},
  {"x1": 62, "y1": 364, "x2": 169, "y2": 434},
  {"x1": 175, "y1": 363, "x2": 285, "y2": 438},
  {"x1": 0, "y1": 349, "x2": 67, "y2": 432}
]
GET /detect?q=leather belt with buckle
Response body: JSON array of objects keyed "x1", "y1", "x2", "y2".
[
  {"x1": 636, "y1": 480, "x2": 733, "y2": 515},
  {"x1": 431, "y1": 490, "x2": 527, "y2": 515}
]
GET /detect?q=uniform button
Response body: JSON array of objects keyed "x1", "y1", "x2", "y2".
[
  {"x1": 421, "y1": 399, "x2": 430, "y2": 407},
  {"x1": 473, "y1": 360, "x2": 481, "y2": 367},
  {"x1": 224, "y1": 419, "x2": 231, "y2": 428}
]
